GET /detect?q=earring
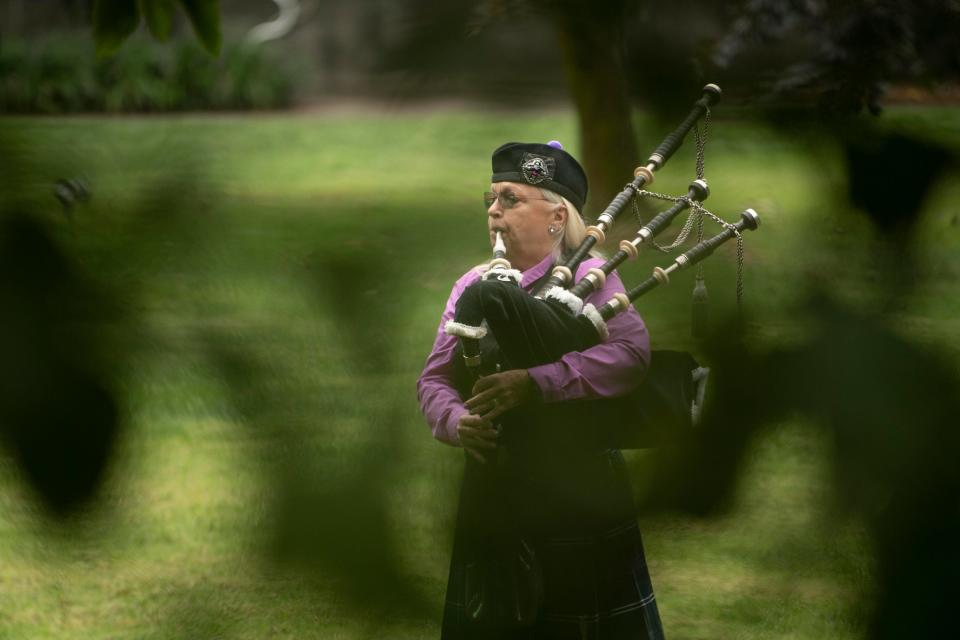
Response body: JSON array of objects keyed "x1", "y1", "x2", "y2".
[{"x1": 549, "y1": 225, "x2": 557, "y2": 234}]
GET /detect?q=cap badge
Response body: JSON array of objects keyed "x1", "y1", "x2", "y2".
[{"x1": 520, "y1": 153, "x2": 555, "y2": 184}]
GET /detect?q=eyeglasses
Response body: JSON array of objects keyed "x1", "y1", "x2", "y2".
[{"x1": 483, "y1": 189, "x2": 552, "y2": 210}]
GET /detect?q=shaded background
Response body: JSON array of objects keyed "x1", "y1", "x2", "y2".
[{"x1": 2, "y1": 1, "x2": 960, "y2": 638}]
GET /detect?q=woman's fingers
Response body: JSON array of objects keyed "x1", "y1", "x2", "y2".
[
  {"x1": 478, "y1": 402, "x2": 508, "y2": 421},
  {"x1": 464, "y1": 389, "x2": 497, "y2": 411},
  {"x1": 457, "y1": 411, "x2": 500, "y2": 464},
  {"x1": 477, "y1": 395, "x2": 516, "y2": 420},
  {"x1": 459, "y1": 414, "x2": 495, "y2": 429},
  {"x1": 459, "y1": 425, "x2": 499, "y2": 440},
  {"x1": 467, "y1": 370, "x2": 532, "y2": 413},
  {"x1": 470, "y1": 375, "x2": 496, "y2": 396},
  {"x1": 457, "y1": 430, "x2": 498, "y2": 449},
  {"x1": 475, "y1": 391, "x2": 521, "y2": 421}
]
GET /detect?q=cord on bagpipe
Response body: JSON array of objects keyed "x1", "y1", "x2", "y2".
[
  {"x1": 533, "y1": 85, "x2": 723, "y2": 296},
  {"x1": 628, "y1": 105, "x2": 746, "y2": 339}
]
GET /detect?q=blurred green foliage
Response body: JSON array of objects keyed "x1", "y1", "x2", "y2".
[
  {"x1": 93, "y1": 0, "x2": 221, "y2": 56},
  {"x1": 0, "y1": 33, "x2": 294, "y2": 113}
]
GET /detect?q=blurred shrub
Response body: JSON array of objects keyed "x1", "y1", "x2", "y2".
[{"x1": 0, "y1": 33, "x2": 295, "y2": 113}]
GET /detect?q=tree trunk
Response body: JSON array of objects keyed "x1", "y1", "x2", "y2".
[{"x1": 552, "y1": 12, "x2": 638, "y2": 219}]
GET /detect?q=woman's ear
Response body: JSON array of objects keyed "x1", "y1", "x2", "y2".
[{"x1": 552, "y1": 204, "x2": 568, "y2": 227}]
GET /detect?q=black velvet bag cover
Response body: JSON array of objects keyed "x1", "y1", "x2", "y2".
[{"x1": 451, "y1": 279, "x2": 698, "y2": 450}]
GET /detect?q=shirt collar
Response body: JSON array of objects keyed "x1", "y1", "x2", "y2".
[{"x1": 520, "y1": 253, "x2": 555, "y2": 290}]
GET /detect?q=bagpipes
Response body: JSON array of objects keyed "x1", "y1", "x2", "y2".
[{"x1": 446, "y1": 84, "x2": 762, "y2": 450}]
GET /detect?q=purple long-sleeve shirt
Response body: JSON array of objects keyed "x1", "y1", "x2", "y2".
[{"x1": 417, "y1": 253, "x2": 651, "y2": 445}]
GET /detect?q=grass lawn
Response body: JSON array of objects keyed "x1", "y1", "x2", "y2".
[{"x1": 0, "y1": 105, "x2": 958, "y2": 639}]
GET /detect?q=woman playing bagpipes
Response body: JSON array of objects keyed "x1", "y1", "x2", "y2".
[{"x1": 417, "y1": 141, "x2": 667, "y2": 639}]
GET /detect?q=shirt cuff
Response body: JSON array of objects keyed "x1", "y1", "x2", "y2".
[
  {"x1": 442, "y1": 410, "x2": 462, "y2": 445},
  {"x1": 528, "y1": 362, "x2": 565, "y2": 403}
]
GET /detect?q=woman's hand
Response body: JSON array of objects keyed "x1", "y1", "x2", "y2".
[
  {"x1": 464, "y1": 369, "x2": 534, "y2": 422},
  {"x1": 457, "y1": 413, "x2": 498, "y2": 464}
]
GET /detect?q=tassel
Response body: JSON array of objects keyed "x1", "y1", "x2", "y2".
[{"x1": 691, "y1": 274, "x2": 709, "y2": 340}]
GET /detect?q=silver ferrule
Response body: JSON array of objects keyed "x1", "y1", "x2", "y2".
[
  {"x1": 647, "y1": 155, "x2": 664, "y2": 170},
  {"x1": 668, "y1": 258, "x2": 685, "y2": 272},
  {"x1": 597, "y1": 213, "x2": 614, "y2": 228},
  {"x1": 607, "y1": 297, "x2": 622, "y2": 312},
  {"x1": 637, "y1": 227, "x2": 652, "y2": 241},
  {"x1": 584, "y1": 272, "x2": 599, "y2": 287}
]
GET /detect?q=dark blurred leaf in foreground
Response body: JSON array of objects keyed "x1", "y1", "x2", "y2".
[
  {"x1": 178, "y1": 0, "x2": 223, "y2": 55},
  {"x1": 844, "y1": 128, "x2": 954, "y2": 235},
  {"x1": 140, "y1": 0, "x2": 177, "y2": 42},
  {"x1": 92, "y1": 0, "x2": 140, "y2": 56},
  {"x1": 92, "y1": 0, "x2": 222, "y2": 56},
  {"x1": 641, "y1": 119, "x2": 960, "y2": 638},
  {"x1": 0, "y1": 214, "x2": 120, "y2": 515}
]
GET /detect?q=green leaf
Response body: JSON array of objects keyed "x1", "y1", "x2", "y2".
[
  {"x1": 139, "y1": 0, "x2": 176, "y2": 41},
  {"x1": 92, "y1": 0, "x2": 141, "y2": 56},
  {"x1": 177, "y1": 0, "x2": 222, "y2": 56}
]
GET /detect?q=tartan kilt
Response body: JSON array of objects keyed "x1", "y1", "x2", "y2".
[{"x1": 440, "y1": 445, "x2": 666, "y2": 640}]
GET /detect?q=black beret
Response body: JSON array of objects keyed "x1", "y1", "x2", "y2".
[{"x1": 491, "y1": 141, "x2": 588, "y2": 214}]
